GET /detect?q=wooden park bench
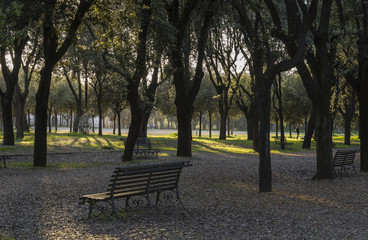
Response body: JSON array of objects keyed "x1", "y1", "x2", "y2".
[
  {"x1": 79, "y1": 161, "x2": 192, "y2": 218},
  {"x1": 0, "y1": 154, "x2": 28, "y2": 168},
  {"x1": 0, "y1": 155, "x2": 10, "y2": 168},
  {"x1": 123, "y1": 137, "x2": 161, "y2": 158},
  {"x1": 332, "y1": 148, "x2": 360, "y2": 175}
]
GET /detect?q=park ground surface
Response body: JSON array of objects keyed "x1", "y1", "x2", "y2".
[{"x1": 0, "y1": 130, "x2": 365, "y2": 240}]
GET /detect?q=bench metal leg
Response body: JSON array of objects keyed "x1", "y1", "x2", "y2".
[
  {"x1": 146, "y1": 192, "x2": 154, "y2": 212},
  {"x1": 155, "y1": 191, "x2": 160, "y2": 206},
  {"x1": 88, "y1": 200, "x2": 94, "y2": 218},
  {"x1": 175, "y1": 189, "x2": 185, "y2": 210},
  {"x1": 111, "y1": 199, "x2": 118, "y2": 218}
]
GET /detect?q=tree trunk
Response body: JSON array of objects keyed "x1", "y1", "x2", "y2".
[
  {"x1": 34, "y1": 67, "x2": 53, "y2": 167},
  {"x1": 0, "y1": 94, "x2": 14, "y2": 145},
  {"x1": 359, "y1": 58, "x2": 368, "y2": 171},
  {"x1": 73, "y1": 110, "x2": 83, "y2": 132},
  {"x1": 275, "y1": 116, "x2": 279, "y2": 139},
  {"x1": 98, "y1": 112, "x2": 103, "y2": 136},
  {"x1": 209, "y1": 112, "x2": 212, "y2": 138},
  {"x1": 176, "y1": 103, "x2": 193, "y2": 156},
  {"x1": 48, "y1": 107, "x2": 52, "y2": 133},
  {"x1": 113, "y1": 113, "x2": 116, "y2": 135},
  {"x1": 92, "y1": 113, "x2": 95, "y2": 133},
  {"x1": 69, "y1": 109, "x2": 73, "y2": 133},
  {"x1": 219, "y1": 108, "x2": 227, "y2": 140},
  {"x1": 227, "y1": 117, "x2": 230, "y2": 137},
  {"x1": 258, "y1": 80, "x2": 272, "y2": 192},
  {"x1": 122, "y1": 82, "x2": 143, "y2": 161},
  {"x1": 138, "y1": 110, "x2": 149, "y2": 138},
  {"x1": 199, "y1": 112, "x2": 202, "y2": 137},
  {"x1": 117, "y1": 111, "x2": 121, "y2": 136},
  {"x1": 23, "y1": 114, "x2": 29, "y2": 132},
  {"x1": 14, "y1": 93, "x2": 26, "y2": 139},
  {"x1": 303, "y1": 107, "x2": 316, "y2": 148},
  {"x1": 54, "y1": 110, "x2": 58, "y2": 133},
  {"x1": 344, "y1": 117, "x2": 351, "y2": 145},
  {"x1": 247, "y1": 115, "x2": 254, "y2": 141},
  {"x1": 289, "y1": 123, "x2": 292, "y2": 138},
  {"x1": 27, "y1": 108, "x2": 31, "y2": 130},
  {"x1": 314, "y1": 98, "x2": 334, "y2": 179}
]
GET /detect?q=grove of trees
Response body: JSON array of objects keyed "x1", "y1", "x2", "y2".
[{"x1": 0, "y1": 0, "x2": 367, "y2": 192}]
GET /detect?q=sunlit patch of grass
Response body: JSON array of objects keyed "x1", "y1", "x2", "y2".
[
  {"x1": 191, "y1": 136, "x2": 255, "y2": 154},
  {"x1": 7, "y1": 162, "x2": 110, "y2": 169}
]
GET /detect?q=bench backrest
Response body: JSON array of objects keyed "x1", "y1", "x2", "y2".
[
  {"x1": 333, "y1": 149, "x2": 359, "y2": 166},
  {"x1": 135, "y1": 138, "x2": 152, "y2": 150},
  {"x1": 107, "y1": 161, "x2": 192, "y2": 197}
]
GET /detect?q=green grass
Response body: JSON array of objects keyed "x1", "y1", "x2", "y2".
[
  {"x1": 5, "y1": 161, "x2": 111, "y2": 169},
  {"x1": 0, "y1": 131, "x2": 361, "y2": 156}
]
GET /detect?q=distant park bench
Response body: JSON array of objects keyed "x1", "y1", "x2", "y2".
[
  {"x1": 332, "y1": 149, "x2": 360, "y2": 175},
  {"x1": 0, "y1": 154, "x2": 27, "y2": 168},
  {"x1": 272, "y1": 137, "x2": 293, "y2": 150},
  {"x1": 79, "y1": 161, "x2": 192, "y2": 218},
  {"x1": 0, "y1": 155, "x2": 11, "y2": 168},
  {"x1": 123, "y1": 137, "x2": 161, "y2": 158}
]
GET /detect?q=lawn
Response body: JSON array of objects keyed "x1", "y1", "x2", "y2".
[{"x1": 0, "y1": 130, "x2": 360, "y2": 155}]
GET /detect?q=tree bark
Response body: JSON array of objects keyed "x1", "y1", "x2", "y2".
[
  {"x1": 0, "y1": 94, "x2": 14, "y2": 144},
  {"x1": 209, "y1": 112, "x2": 212, "y2": 138},
  {"x1": 117, "y1": 112, "x2": 121, "y2": 136},
  {"x1": 219, "y1": 107, "x2": 227, "y2": 140},
  {"x1": 48, "y1": 106, "x2": 52, "y2": 133},
  {"x1": 344, "y1": 118, "x2": 352, "y2": 145},
  {"x1": 199, "y1": 112, "x2": 203, "y2": 137},
  {"x1": 176, "y1": 103, "x2": 194, "y2": 156},
  {"x1": 14, "y1": 92, "x2": 27, "y2": 139},
  {"x1": 258, "y1": 79, "x2": 272, "y2": 192},
  {"x1": 302, "y1": 107, "x2": 316, "y2": 148},
  {"x1": 34, "y1": 66, "x2": 53, "y2": 166},
  {"x1": 54, "y1": 110, "x2": 58, "y2": 133},
  {"x1": 314, "y1": 98, "x2": 334, "y2": 179},
  {"x1": 138, "y1": 111, "x2": 149, "y2": 138},
  {"x1": 359, "y1": 58, "x2": 368, "y2": 171}
]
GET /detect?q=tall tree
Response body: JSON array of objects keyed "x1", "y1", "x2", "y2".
[
  {"x1": 336, "y1": 82, "x2": 358, "y2": 145},
  {"x1": 206, "y1": 14, "x2": 245, "y2": 140},
  {"x1": 272, "y1": 73, "x2": 286, "y2": 149},
  {"x1": 267, "y1": 0, "x2": 336, "y2": 179},
  {"x1": 0, "y1": 1, "x2": 40, "y2": 145},
  {"x1": 34, "y1": 0, "x2": 95, "y2": 167},
  {"x1": 232, "y1": 0, "x2": 317, "y2": 191},
  {"x1": 167, "y1": 0, "x2": 216, "y2": 156},
  {"x1": 348, "y1": 0, "x2": 368, "y2": 170},
  {"x1": 94, "y1": 0, "x2": 157, "y2": 160},
  {"x1": 14, "y1": 28, "x2": 42, "y2": 138},
  {"x1": 89, "y1": 65, "x2": 108, "y2": 136},
  {"x1": 193, "y1": 75, "x2": 217, "y2": 137}
]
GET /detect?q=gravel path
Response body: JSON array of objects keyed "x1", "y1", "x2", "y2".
[{"x1": 1, "y1": 150, "x2": 367, "y2": 240}]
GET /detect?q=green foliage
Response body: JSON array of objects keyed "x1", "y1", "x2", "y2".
[
  {"x1": 282, "y1": 72, "x2": 312, "y2": 124},
  {"x1": 155, "y1": 80, "x2": 176, "y2": 117},
  {"x1": 193, "y1": 75, "x2": 217, "y2": 116}
]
